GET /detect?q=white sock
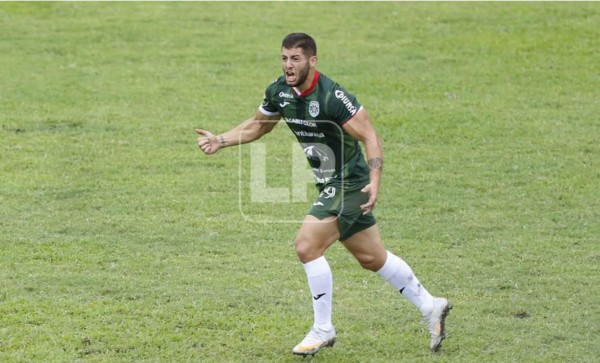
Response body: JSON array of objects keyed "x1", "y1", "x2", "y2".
[
  {"x1": 376, "y1": 251, "x2": 435, "y2": 316},
  {"x1": 303, "y1": 256, "x2": 333, "y2": 330}
]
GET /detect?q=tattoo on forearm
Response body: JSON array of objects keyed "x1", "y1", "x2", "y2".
[
  {"x1": 368, "y1": 157, "x2": 383, "y2": 170},
  {"x1": 218, "y1": 135, "x2": 226, "y2": 146}
]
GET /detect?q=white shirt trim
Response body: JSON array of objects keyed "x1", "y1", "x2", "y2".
[{"x1": 258, "y1": 105, "x2": 280, "y2": 116}]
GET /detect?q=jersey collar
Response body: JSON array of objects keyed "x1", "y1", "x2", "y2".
[{"x1": 292, "y1": 71, "x2": 320, "y2": 97}]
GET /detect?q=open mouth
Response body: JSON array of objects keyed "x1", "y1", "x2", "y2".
[{"x1": 285, "y1": 71, "x2": 296, "y2": 83}]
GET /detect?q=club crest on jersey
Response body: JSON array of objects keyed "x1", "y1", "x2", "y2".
[{"x1": 309, "y1": 100, "x2": 320, "y2": 117}]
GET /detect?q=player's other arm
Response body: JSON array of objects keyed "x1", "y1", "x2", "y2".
[
  {"x1": 342, "y1": 108, "x2": 383, "y2": 214},
  {"x1": 196, "y1": 111, "x2": 280, "y2": 155}
]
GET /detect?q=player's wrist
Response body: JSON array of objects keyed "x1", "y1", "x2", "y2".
[
  {"x1": 217, "y1": 134, "x2": 227, "y2": 147},
  {"x1": 368, "y1": 175, "x2": 382, "y2": 192}
]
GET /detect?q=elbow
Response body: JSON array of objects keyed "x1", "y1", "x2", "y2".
[
  {"x1": 257, "y1": 122, "x2": 276, "y2": 138},
  {"x1": 262, "y1": 126, "x2": 275, "y2": 136},
  {"x1": 248, "y1": 126, "x2": 271, "y2": 142}
]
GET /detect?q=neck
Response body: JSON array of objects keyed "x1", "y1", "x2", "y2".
[{"x1": 296, "y1": 69, "x2": 317, "y2": 93}]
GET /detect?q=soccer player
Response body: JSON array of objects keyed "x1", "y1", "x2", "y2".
[{"x1": 196, "y1": 33, "x2": 451, "y2": 356}]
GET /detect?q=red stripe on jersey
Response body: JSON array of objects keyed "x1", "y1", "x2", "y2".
[{"x1": 294, "y1": 71, "x2": 320, "y2": 97}]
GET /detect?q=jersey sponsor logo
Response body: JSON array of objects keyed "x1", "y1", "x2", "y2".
[
  {"x1": 313, "y1": 167, "x2": 336, "y2": 174},
  {"x1": 309, "y1": 100, "x2": 320, "y2": 117},
  {"x1": 279, "y1": 101, "x2": 290, "y2": 108},
  {"x1": 279, "y1": 91, "x2": 294, "y2": 99},
  {"x1": 295, "y1": 130, "x2": 325, "y2": 138},
  {"x1": 304, "y1": 145, "x2": 330, "y2": 162},
  {"x1": 284, "y1": 117, "x2": 317, "y2": 128},
  {"x1": 335, "y1": 90, "x2": 358, "y2": 116},
  {"x1": 314, "y1": 176, "x2": 332, "y2": 184}
]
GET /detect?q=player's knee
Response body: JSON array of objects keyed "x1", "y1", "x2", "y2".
[
  {"x1": 358, "y1": 258, "x2": 378, "y2": 271},
  {"x1": 294, "y1": 237, "x2": 320, "y2": 263},
  {"x1": 356, "y1": 253, "x2": 384, "y2": 272}
]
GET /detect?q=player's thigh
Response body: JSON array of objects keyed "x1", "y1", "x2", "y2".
[
  {"x1": 294, "y1": 215, "x2": 340, "y2": 260},
  {"x1": 341, "y1": 224, "x2": 387, "y2": 271}
]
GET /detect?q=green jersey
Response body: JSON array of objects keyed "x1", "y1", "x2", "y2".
[{"x1": 259, "y1": 71, "x2": 370, "y2": 190}]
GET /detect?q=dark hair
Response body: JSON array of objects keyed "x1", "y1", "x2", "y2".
[{"x1": 281, "y1": 33, "x2": 317, "y2": 57}]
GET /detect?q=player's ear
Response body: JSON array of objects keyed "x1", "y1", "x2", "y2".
[{"x1": 310, "y1": 55, "x2": 318, "y2": 68}]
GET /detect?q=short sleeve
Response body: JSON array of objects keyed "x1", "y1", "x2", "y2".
[
  {"x1": 327, "y1": 86, "x2": 362, "y2": 125},
  {"x1": 258, "y1": 81, "x2": 280, "y2": 116}
]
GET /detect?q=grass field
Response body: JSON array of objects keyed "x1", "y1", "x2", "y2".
[{"x1": 1, "y1": 2, "x2": 599, "y2": 362}]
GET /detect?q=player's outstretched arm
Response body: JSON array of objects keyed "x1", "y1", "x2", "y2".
[{"x1": 196, "y1": 111, "x2": 280, "y2": 155}]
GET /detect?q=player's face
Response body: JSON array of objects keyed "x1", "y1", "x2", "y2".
[{"x1": 281, "y1": 47, "x2": 317, "y2": 89}]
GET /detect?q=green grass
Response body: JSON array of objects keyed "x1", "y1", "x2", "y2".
[{"x1": 1, "y1": 2, "x2": 599, "y2": 362}]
